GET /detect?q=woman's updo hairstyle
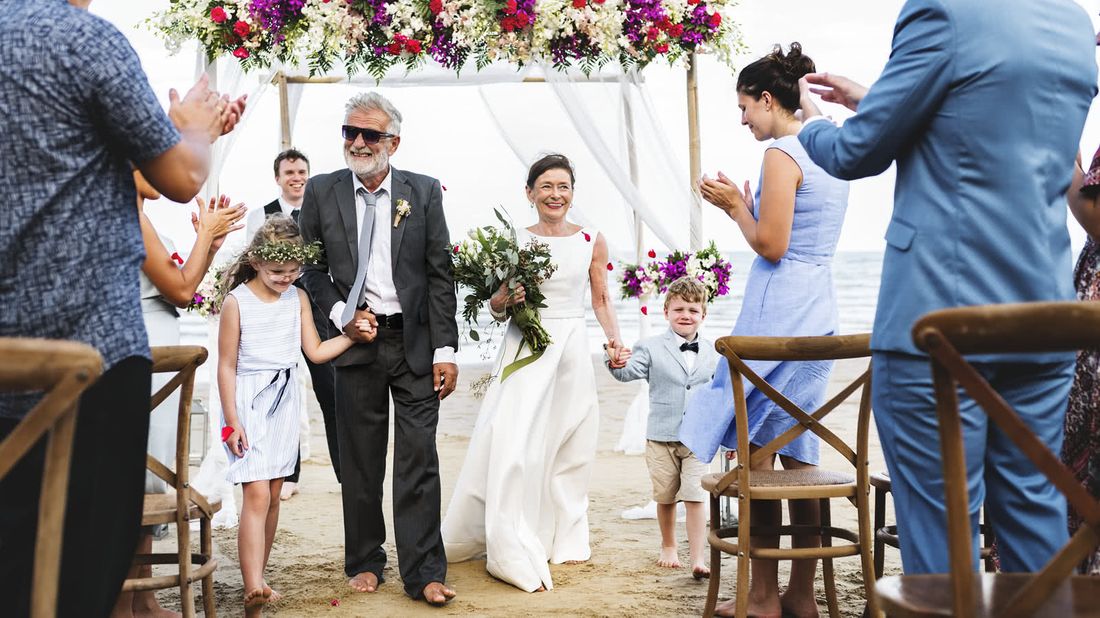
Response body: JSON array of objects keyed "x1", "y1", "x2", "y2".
[
  {"x1": 526, "y1": 153, "x2": 576, "y2": 189},
  {"x1": 736, "y1": 42, "x2": 816, "y2": 112}
]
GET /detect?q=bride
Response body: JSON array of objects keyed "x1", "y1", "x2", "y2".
[{"x1": 442, "y1": 154, "x2": 628, "y2": 592}]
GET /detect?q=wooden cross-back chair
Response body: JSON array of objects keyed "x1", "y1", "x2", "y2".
[
  {"x1": 0, "y1": 338, "x2": 102, "y2": 618},
  {"x1": 701, "y1": 333, "x2": 879, "y2": 618},
  {"x1": 876, "y1": 301, "x2": 1100, "y2": 617},
  {"x1": 121, "y1": 345, "x2": 220, "y2": 617}
]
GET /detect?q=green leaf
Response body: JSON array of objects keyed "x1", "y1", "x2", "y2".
[{"x1": 469, "y1": 329, "x2": 480, "y2": 342}]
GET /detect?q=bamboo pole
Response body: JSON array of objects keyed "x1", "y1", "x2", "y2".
[
  {"x1": 277, "y1": 72, "x2": 292, "y2": 150},
  {"x1": 686, "y1": 52, "x2": 703, "y2": 251}
]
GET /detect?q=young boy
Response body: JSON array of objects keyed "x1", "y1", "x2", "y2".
[{"x1": 607, "y1": 276, "x2": 718, "y2": 578}]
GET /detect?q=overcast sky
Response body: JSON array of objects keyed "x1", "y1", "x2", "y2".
[{"x1": 90, "y1": 0, "x2": 1100, "y2": 255}]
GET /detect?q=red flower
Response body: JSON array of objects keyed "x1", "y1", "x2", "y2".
[
  {"x1": 429, "y1": 0, "x2": 443, "y2": 14},
  {"x1": 646, "y1": 27, "x2": 660, "y2": 41},
  {"x1": 233, "y1": 20, "x2": 250, "y2": 38},
  {"x1": 387, "y1": 42, "x2": 403, "y2": 55},
  {"x1": 232, "y1": 46, "x2": 249, "y2": 59},
  {"x1": 452, "y1": 245, "x2": 460, "y2": 254},
  {"x1": 583, "y1": 232, "x2": 591, "y2": 242},
  {"x1": 170, "y1": 252, "x2": 184, "y2": 265},
  {"x1": 394, "y1": 33, "x2": 408, "y2": 44},
  {"x1": 669, "y1": 23, "x2": 684, "y2": 37},
  {"x1": 572, "y1": 0, "x2": 586, "y2": 7},
  {"x1": 501, "y1": 16, "x2": 515, "y2": 31},
  {"x1": 210, "y1": 6, "x2": 227, "y2": 23},
  {"x1": 220, "y1": 426, "x2": 234, "y2": 442},
  {"x1": 647, "y1": 249, "x2": 656, "y2": 258},
  {"x1": 606, "y1": 262, "x2": 614, "y2": 271},
  {"x1": 594, "y1": 0, "x2": 605, "y2": 4},
  {"x1": 505, "y1": 0, "x2": 518, "y2": 14},
  {"x1": 640, "y1": 306, "x2": 648, "y2": 315},
  {"x1": 709, "y1": 12, "x2": 722, "y2": 27},
  {"x1": 687, "y1": 0, "x2": 700, "y2": 4},
  {"x1": 658, "y1": 17, "x2": 671, "y2": 31},
  {"x1": 514, "y1": 11, "x2": 529, "y2": 27},
  {"x1": 655, "y1": 43, "x2": 669, "y2": 53},
  {"x1": 330, "y1": 598, "x2": 340, "y2": 607},
  {"x1": 405, "y1": 40, "x2": 422, "y2": 54}
]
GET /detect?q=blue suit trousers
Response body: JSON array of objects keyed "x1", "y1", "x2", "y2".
[{"x1": 871, "y1": 351, "x2": 1073, "y2": 574}]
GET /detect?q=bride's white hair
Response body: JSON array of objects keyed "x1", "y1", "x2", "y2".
[{"x1": 344, "y1": 92, "x2": 403, "y2": 135}]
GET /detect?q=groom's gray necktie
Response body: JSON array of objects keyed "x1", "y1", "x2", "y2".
[{"x1": 341, "y1": 187, "x2": 381, "y2": 326}]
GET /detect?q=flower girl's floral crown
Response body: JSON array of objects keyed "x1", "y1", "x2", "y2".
[{"x1": 247, "y1": 240, "x2": 323, "y2": 265}]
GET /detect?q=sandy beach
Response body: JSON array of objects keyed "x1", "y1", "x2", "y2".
[{"x1": 153, "y1": 354, "x2": 900, "y2": 616}]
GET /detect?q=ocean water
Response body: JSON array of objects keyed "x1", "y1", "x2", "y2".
[{"x1": 180, "y1": 252, "x2": 883, "y2": 361}]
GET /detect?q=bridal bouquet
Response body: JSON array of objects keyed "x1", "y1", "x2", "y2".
[
  {"x1": 619, "y1": 241, "x2": 732, "y2": 310},
  {"x1": 451, "y1": 209, "x2": 557, "y2": 380}
]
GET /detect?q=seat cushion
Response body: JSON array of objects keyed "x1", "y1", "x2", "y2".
[{"x1": 702, "y1": 468, "x2": 855, "y2": 495}]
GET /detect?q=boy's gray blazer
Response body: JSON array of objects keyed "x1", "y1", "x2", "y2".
[{"x1": 607, "y1": 330, "x2": 718, "y2": 442}]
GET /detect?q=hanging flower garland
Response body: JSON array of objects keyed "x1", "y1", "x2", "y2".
[{"x1": 148, "y1": 0, "x2": 744, "y2": 76}]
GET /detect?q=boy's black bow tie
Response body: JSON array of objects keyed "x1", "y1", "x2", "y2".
[{"x1": 680, "y1": 341, "x2": 699, "y2": 353}]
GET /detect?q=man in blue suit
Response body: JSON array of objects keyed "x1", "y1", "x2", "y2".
[{"x1": 796, "y1": 0, "x2": 1096, "y2": 574}]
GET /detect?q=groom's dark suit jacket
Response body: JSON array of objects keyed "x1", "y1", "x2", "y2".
[{"x1": 298, "y1": 167, "x2": 458, "y2": 374}]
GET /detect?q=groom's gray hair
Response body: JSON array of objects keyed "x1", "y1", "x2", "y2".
[{"x1": 345, "y1": 92, "x2": 402, "y2": 135}]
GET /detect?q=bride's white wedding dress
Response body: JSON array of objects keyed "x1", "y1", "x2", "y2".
[{"x1": 442, "y1": 227, "x2": 600, "y2": 592}]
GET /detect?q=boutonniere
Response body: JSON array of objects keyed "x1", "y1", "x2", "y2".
[{"x1": 393, "y1": 199, "x2": 412, "y2": 228}]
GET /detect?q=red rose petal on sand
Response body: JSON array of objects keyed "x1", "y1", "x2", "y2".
[{"x1": 331, "y1": 598, "x2": 340, "y2": 606}]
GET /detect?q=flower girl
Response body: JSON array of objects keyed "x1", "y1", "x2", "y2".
[{"x1": 216, "y1": 216, "x2": 372, "y2": 614}]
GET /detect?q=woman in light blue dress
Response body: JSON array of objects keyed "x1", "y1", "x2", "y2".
[{"x1": 680, "y1": 43, "x2": 849, "y2": 618}]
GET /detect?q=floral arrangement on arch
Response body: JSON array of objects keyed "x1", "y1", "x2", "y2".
[
  {"x1": 148, "y1": 0, "x2": 744, "y2": 77},
  {"x1": 619, "y1": 241, "x2": 732, "y2": 312}
]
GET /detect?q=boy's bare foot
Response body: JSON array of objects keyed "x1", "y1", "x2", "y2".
[
  {"x1": 262, "y1": 582, "x2": 282, "y2": 602},
  {"x1": 348, "y1": 571, "x2": 378, "y2": 593},
  {"x1": 691, "y1": 564, "x2": 710, "y2": 580},
  {"x1": 422, "y1": 581, "x2": 456, "y2": 606},
  {"x1": 657, "y1": 546, "x2": 682, "y2": 568}
]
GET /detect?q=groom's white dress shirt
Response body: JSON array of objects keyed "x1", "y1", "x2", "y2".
[{"x1": 329, "y1": 169, "x2": 455, "y2": 364}]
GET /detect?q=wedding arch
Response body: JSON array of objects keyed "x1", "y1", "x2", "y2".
[{"x1": 151, "y1": 0, "x2": 747, "y2": 521}]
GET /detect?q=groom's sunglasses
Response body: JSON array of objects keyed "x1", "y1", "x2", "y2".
[{"x1": 341, "y1": 125, "x2": 396, "y2": 143}]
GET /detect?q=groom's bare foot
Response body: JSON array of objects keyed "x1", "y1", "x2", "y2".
[
  {"x1": 657, "y1": 546, "x2": 682, "y2": 568},
  {"x1": 348, "y1": 572, "x2": 378, "y2": 593},
  {"x1": 422, "y1": 581, "x2": 456, "y2": 606}
]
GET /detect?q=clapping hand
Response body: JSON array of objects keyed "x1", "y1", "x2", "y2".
[
  {"x1": 168, "y1": 74, "x2": 248, "y2": 143},
  {"x1": 605, "y1": 338, "x2": 632, "y2": 369},
  {"x1": 191, "y1": 194, "x2": 246, "y2": 252},
  {"x1": 699, "y1": 173, "x2": 752, "y2": 221},
  {"x1": 800, "y1": 72, "x2": 868, "y2": 113}
]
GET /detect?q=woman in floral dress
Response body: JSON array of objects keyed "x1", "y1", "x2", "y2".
[{"x1": 1062, "y1": 144, "x2": 1100, "y2": 574}]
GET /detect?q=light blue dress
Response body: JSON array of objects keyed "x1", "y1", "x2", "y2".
[{"x1": 679, "y1": 135, "x2": 849, "y2": 465}]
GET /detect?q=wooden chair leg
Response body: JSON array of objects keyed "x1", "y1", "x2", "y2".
[
  {"x1": 872, "y1": 485, "x2": 886, "y2": 580},
  {"x1": 177, "y1": 511, "x2": 194, "y2": 618},
  {"x1": 736, "y1": 494, "x2": 751, "y2": 618},
  {"x1": 859, "y1": 491, "x2": 882, "y2": 618},
  {"x1": 704, "y1": 494, "x2": 722, "y2": 618},
  {"x1": 31, "y1": 409, "x2": 77, "y2": 618},
  {"x1": 820, "y1": 498, "x2": 840, "y2": 618},
  {"x1": 201, "y1": 516, "x2": 216, "y2": 617}
]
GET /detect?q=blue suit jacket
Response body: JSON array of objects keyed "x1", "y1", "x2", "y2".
[{"x1": 800, "y1": 0, "x2": 1097, "y2": 358}]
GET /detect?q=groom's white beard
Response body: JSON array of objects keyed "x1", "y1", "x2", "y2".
[{"x1": 345, "y1": 145, "x2": 389, "y2": 179}]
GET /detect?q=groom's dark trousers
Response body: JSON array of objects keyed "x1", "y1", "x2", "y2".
[{"x1": 337, "y1": 324, "x2": 446, "y2": 598}]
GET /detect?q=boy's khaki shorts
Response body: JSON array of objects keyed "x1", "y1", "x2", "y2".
[{"x1": 645, "y1": 440, "x2": 709, "y2": 504}]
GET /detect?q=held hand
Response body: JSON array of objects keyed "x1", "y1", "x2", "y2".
[
  {"x1": 699, "y1": 173, "x2": 749, "y2": 221},
  {"x1": 168, "y1": 74, "x2": 223, "y2": 144},
  {"x1": 802, "y1": 72, "x2": 867, "y2": 113},
  {"x1": 434, "y1": 362, "x2": 458, "y2": 400},
  {"x1": 192, "y1": 194, "x2": 246, "y2": 251},
  {"x1": 226, "y1": 424, "x2": 249, "y2": 458},
  {"x1": 605, "y1": 338, "x2": 631, "y2": 369},
  {"x1": 343, "y1": 309, "x2": 377, "y2": 344}
]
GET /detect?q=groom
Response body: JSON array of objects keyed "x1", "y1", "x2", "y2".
[{"x1": 298, "y1": 92, "x2": 458, "y2": 605}]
